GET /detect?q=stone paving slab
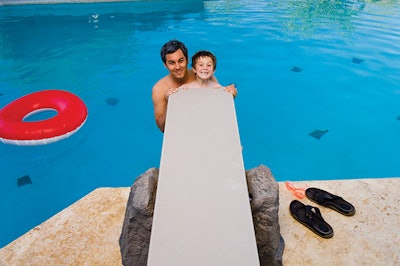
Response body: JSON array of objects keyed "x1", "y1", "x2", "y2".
[{"x1": 0, "y1": 177, "x2": 399, "y2": 265}]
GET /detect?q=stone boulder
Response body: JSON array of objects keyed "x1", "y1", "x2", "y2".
[
  {"x1": 119, "y1": 167, "x2": 158, "y2": 266},
  {"x1": 246, "y1": 165, "x2": 284, "y2": 266},
  {"x1": 119, "y1": 165, "x2": 283, "y2": 266}
]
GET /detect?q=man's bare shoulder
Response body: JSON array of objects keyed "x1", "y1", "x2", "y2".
[
  {"x1": 152, "y1": 75, "x2": 170, "y2": 94},
  {"x1": 153, "y1": 69, "x2": 196, "y2": 95},
  {"x1": 187, "y1": 69, "x2": 196, "y2": 81}
]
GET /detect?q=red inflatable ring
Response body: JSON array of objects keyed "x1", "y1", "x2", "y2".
[{"x1": 0, "y1": 90, "x2": 88, "y2": 146}]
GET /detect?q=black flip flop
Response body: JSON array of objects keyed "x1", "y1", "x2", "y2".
[
  {"x1": 289, "y1": 200, "x2": 334, "y2": 238},
  {"x1": 305, "y1": 187, "x2": 356, "y2": 216}
]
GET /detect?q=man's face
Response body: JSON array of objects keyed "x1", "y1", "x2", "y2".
[{"x1": 164, "y1": 49, "x2": 188, "y2": 80}]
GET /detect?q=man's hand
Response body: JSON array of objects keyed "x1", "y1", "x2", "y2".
[
  {"x1": 224, "y1": 83, "x2": 238, "y2": 98},
  {"x1": 164, "y1": 87, "x2": 179, "y2": 101}
]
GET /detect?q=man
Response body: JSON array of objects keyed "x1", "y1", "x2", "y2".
[{"x1": 152, "y1": 40, "x2": 237, "y2": 132}]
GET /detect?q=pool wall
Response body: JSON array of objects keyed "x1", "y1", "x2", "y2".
[{"x1": 1, "y1": 0, "x2": 139, "y2": 6}]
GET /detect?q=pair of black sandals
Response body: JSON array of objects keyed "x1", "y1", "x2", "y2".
[{"x1": 290, "y1": 188, "x2": 356, "y2": 238}]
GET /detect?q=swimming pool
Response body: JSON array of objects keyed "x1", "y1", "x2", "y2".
[{"x1": 1, "y1": 0, "x2": 399, "y2": 248}]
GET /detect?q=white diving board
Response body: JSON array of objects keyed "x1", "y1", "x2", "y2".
[{"x1": 148, "y1": 88, "x2": 260, "y2": 266}]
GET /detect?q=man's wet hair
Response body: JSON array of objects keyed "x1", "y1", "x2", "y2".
[
  {"x1": 191, "y1": 50, "x2": 217, "y2": 70},
  {"x1": 160, "y1": 40, "x2": 189, "y2": 64}
]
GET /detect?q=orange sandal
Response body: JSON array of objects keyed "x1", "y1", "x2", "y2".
[{"x1": 285, "y1": 182, "x2": 307, "y2": 199}]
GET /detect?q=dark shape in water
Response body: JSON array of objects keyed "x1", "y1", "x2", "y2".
[
  {"x1": 106, "y1": 97, "x2": 120, "y2": 106},
  {"x1": 17, "y1": 175, "x2": 33, "y2": 187},
  {"x1": 291, "y1": 66, "x2": 302, "y2": 72},
  {"x1": 397, "y1": 116, "x2": 400, "y2": 120},
  {"x1": 309, "y1": 129, "x2": 329, "y2": 140},
  {"x1": 352, "y1": 57, "x2": 364, "y2": 64}
]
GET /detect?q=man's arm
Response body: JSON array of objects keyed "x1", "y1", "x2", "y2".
[
  {"x1": 212, "y1": 76, "x2": 237, "y2": 97},
  {"x1": 224, "y1": 83, "x2": 238, "y2": 98},
  {"x1": 152, "y1": 83, "x2": 168, "y2": 132}
]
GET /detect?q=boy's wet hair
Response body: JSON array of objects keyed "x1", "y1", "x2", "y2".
[
  {"x1": 160, "y1": 40, "x2": 189, "y2": 64},
  {"x1": 191, "y1": 50, "x2": 217, "y2": 70}
]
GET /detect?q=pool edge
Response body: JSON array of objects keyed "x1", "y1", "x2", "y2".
[{"x1": 0, "y1": 177, "x2": 399, "y2": 265}]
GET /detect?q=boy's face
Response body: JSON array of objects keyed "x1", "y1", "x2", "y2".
[
  {"x1": 164, "y1": 49, "x2": 188, "y2": 80},
  {"x1": 193, "y1": 56, "x2": 215, "y2": 80}
]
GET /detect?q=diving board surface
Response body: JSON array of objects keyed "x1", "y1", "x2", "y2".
[{"x1": 147, "y1": 88, "x2": 259, "y2": 266}]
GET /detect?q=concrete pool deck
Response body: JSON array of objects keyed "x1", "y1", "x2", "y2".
[{"x1": 0, "y1": 177, "x2": 399, "y2": 265}]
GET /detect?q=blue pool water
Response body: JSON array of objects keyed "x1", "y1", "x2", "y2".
[{"x1": 1, "y1": 0, "x2": 400, "y2": 247}]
